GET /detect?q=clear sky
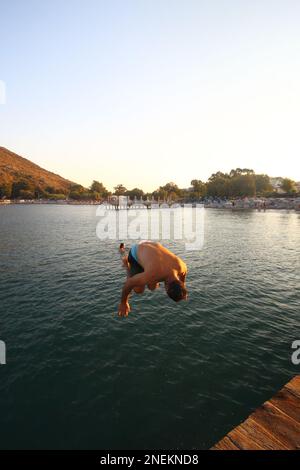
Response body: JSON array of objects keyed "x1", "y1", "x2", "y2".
[{"x1": 0, "y1": 0, "x2": 300, "y2": 191}]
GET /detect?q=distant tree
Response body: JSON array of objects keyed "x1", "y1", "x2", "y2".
[
  {"x1": 168, "y1": 191, "x2": 179, "y2": 202},
  {"x1": 162, "y1": 182, "x2": 181, "y2": 194},
  {"x1": 255, "y1": 174, "x2": 272, "y2": 195},
  {"x1": 151, "y1": 188, "x2": 165, "y2": 201},
  {"x1": 190, "y1": 179, "x2": 207, "y2": 198},
  {"x1": 230, "y1": 174, "x2": 256, "y2": 197},
  {"x1": 114, "y1": 184, "x2": 127, "y2": 196},
  {"x1": 70, "y1": 184, "x2": 85, "y2": 192},
  {"x1": 281, "y1": 178, "x2": 296, "y2": 193},
  {"x1": 230, "y1": 169, "x2": 240, "y2": 177},
  {"x1": 207, "y1": 170, "x2": 256, "y2": 198},
  {"x1": 80, "y1": 192, "x2": 94, "y2": 200},
  {"x1": 69, "y1": 184, "x2": 86, "y2": 200},
  {"x1": 160, "y1": 189, "x2": 168, "y2": 201},
  {"x1": 11, "y1": 180, "x2": 34, "y2": 198},
  {"x1": 45, "y1": 186, "x2": 57, "y2": 194},
  {"x1": 0, "y1": 183, "x2": 12, "y2": 198},
  {"x1": 89, "y1": 181, "x2": 109, "y2": 200},
  {"x1": 153, "y1": 182, "x2": 182, "y2": 201},
  {"x1": 126, "y1": 188, "x2": 144, "y2": 199},
  {"x1": 207, "y1": 172, "x2": 230, "y2": 198},
  {"x1": 18, "y1": 190, "x2": 35, "y2": 199},
  {"x1": 90, "y1": 180, "x2": 108, "y2": 195},
  {"x1": 46, "y1": 193, "x2": 67, "y2": 200},
  {"x1": 208, "y1": 171, "x2": 230, "y2": 182},
  {"x1": 230, "y1": 168, "x2": 254, "y2": 177}
]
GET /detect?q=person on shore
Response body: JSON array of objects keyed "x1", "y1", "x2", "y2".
[{"x1": 118, "y1": 241, "x2": 188, "y2": 317}]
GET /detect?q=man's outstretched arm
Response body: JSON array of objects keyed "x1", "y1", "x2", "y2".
[{"x1": 118, "y1": 272, "x2": 149, "y2": 317}]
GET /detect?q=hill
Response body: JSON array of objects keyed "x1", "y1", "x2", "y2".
[{"x1": 0, "y1": 147, "x2": 75, "y2": 198}]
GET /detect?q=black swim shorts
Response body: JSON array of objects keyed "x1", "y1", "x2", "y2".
[{"x1": 128, "y1": 248, "x2": 144, "y2": 277}]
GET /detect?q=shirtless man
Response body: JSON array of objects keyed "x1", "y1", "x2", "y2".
[{"x1": 118, "y1": 241, "x2": 188, "y2": 317}]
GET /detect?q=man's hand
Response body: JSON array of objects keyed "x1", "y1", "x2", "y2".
[
  {"x1": 118, "y1": 301, "x2": 131, "y2": 317},
  {"x1": 118, "y1": 273, "x2": 147, "y2": 317}
]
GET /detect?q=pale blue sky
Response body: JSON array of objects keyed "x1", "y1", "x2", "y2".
[{"x1": 1, "y1": 0, "x2": 300, "y2": 190}]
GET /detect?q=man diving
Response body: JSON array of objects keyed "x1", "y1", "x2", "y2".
[{"x1": 118, "y1": 241, "x2": 188, "y2": 317}]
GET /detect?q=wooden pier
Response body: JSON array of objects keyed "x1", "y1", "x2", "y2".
[{"x1": 212, "y1": 375, "x2": 300, "y2": 450}]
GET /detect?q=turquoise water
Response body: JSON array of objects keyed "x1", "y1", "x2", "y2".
[{"x1": 0, "y1": 205, "x2": 299, "y2": 450}]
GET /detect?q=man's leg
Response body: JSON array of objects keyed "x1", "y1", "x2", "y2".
[
  {"x1": 133, "y1": 286, "x2": 145, "y2": 294},
  {"x1": 148, "y1": 282, "x2": 159, "y2": 291},
  {"x1": 124, "y1": 246, "x2": 145, "y2": 294},
  {"x1": 122, "y1": 255, "x2": 130, "y2": 270}
]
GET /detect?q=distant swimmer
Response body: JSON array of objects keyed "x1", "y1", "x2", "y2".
[
  {"x1": 119, "y1": 242, "x2": 126, "y2": 254},
  {"x1": 118, "y1": 241, "x2": 188, "y2": 317}
]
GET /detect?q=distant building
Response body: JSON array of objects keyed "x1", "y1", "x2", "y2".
[
  {"x1": 269, "y1": 177, "x2": 284, "y2": 193},
  {"x1": 181, "y1": 187, "x2": 194, "y2": 193},
  {"x1": 108, "y1": 195, "x2": 129, "y2": 206}
]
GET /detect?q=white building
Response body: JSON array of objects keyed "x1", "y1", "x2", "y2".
[{"x1": 269, "y1": 177, "x2": 284, "y2": 193}]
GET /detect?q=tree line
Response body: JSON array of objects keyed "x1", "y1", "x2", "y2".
[
  {"x1": 112, "y1": 169, "x2": 298, "y2": 201},
  {"x1": 0, "y1": 168, "x2": 298, "y2": 201},
  {"x1": 0, "y1": 180, "x2": 110, "y2": 201}
]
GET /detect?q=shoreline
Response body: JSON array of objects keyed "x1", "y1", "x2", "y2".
[{"x1": 0, "y1": 198, "x2": 300, "y2": 211}]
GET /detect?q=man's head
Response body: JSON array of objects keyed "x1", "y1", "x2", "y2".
[{"x1": 166, "y1": 280, "x2": 188, "y2": 302}]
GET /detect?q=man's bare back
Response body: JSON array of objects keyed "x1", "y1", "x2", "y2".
[{"x1": 118, "y1": 241, "x2": 188, "y2": 317}]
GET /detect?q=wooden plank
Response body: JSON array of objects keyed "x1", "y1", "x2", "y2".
[
  {"x1": 211, "y1": 436, "x2": 240, "y2": 450},
  {"x1": 226, "y1": 426, "x2": 264, "y2": 450},
  {"x1": 269, "y1": 388, "x2": 300, "y2": 425},
  {"x1": 285, "y1": 376, "x2": 300, "y2": 399},
  {"x1": 249, "y1": 401, "x2": 300, "y2": 449},
  {"x1": 237, "y1": 416, "x2": 288, "y2": 450},
  {"x1": 211, "y1": 376, "x2": 300, "y2": 450}
]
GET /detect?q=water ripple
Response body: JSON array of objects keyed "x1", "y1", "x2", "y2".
[{"x1": 0, "y1": 206, "x2": 299, "y2": 449}]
